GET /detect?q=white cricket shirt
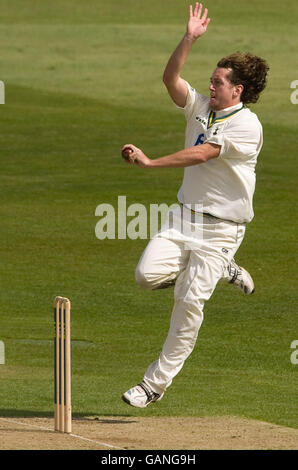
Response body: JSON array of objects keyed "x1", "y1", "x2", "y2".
[{"x1": 177, "y1": 81, "x2": 263, "y2": 223}]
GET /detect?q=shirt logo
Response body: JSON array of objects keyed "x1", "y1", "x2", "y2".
[
  {"x1": 195, "y1": 116, "x2": 207, "y2": 126},
  {"x1": 194, "y1": 133, "x2": 205, "y2": 146}
]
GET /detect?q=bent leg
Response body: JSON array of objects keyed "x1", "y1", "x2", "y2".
[
  {"x1": 143, "y1": 221, "x2": 246, "y2": 395},
  {"x1": 143, "y1": 249, "x2": 221, "y2": 394},
  {"x1": 135, "y1": 236, "x2": 189, "y2": 290}
]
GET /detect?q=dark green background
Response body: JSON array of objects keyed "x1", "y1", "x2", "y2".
[{"x1": 0, "y1": 0, "x2": 297, "y2": 428}]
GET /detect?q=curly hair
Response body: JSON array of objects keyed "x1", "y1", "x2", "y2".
[{"x1": 217, "y1": 52, "x2": 269, "y2": 104}]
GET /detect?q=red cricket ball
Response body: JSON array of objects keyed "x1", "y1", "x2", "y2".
[{"x1": 121, "y1": 147, "x2": 133, "y2": 160}]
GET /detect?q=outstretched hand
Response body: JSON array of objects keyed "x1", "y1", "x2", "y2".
[
  {"x1": 187, "y1": 2, "x2": 211, "y2": 41},
  {"x1": 121, "y1": 144, "x2": 151, "y2": 168}
]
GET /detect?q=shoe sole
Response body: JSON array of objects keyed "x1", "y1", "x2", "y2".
[
  {"x1": 121, "y1": 393, "x2": 148, "y2": 408},
  {"x1": 121, "y1": 392, "x2": 163, "y2": 408},
  {"x1": 121, "y1": 394, "x2": 132, "y2": 406},
  {"x1": 240, "y1": 267, "x2": 255, "y2": 295}
]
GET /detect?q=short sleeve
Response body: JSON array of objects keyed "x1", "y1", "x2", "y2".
[
  {"x1": 174, "y1": 80, "x2": 197, "y2": 119},
  {"x1": 206, "y1": 115, "x2": 263, "y2": 161},
  {"x1": 175, "y1": 81, "x2": 209, "y2": 121}
]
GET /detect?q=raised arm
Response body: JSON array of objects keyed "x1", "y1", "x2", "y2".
[{"x1": 163, "y1": 3, "x2": 211, "y2": 108}]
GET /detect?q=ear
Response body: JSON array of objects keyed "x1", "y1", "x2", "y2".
[{"x1": 233, "y1": 84, "x2": 244, "y2": 99}]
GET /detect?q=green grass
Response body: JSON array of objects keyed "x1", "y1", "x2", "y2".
[{"x1": 0, "y1": 0, "x2": 297, "y2": 429}]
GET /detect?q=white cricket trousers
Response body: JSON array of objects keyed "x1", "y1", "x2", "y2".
[{"x1": 135, "y1": 206, "x2": 246, "y2": 395}]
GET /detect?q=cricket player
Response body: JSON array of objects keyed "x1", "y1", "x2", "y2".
[{"x1": 121, "y1": 3, "x2": 269, "y2": 408}]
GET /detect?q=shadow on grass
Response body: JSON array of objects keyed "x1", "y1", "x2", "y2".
[{"x1": 0, "y1": 409, "x2": 136, "y2": 420}]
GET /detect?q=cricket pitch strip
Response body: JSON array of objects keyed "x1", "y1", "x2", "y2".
[{"x1": 0, "y1": 415, "x2": 297, "y2": 450}]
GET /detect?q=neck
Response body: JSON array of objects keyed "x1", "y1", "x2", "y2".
[{"x1": 212, "y1": 101, "x2": 242, "y2": 113}]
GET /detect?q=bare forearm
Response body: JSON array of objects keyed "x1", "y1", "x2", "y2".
[
  {"x1": 121, "y1": 143, "x2": 220, "y2": 168},
  {"x1": 162, "y1": 4, "x2": 210, "y2": 107},
  {"x1": 149, "y1": 146, "x2": 206, "y2": 168},
  {"x1": 163, "y1": 33, "x2": 195, "y2": 84}
]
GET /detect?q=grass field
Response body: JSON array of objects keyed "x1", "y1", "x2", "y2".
[{"x1": 0, "y1": 0, "x2": 297, "y2": 434}]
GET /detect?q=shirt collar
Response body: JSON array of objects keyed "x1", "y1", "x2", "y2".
[{"x1": 215, "y1": 102, "x2": 243, "y2": 118}]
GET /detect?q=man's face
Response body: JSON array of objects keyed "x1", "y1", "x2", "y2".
[{"x1": 209, "y1": 67, "x2": 241, "y2": 111}]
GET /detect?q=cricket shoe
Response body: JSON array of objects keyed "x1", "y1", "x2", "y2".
[
  {"x1": 226, "y1": 258, "x2": 255, "y2": 294},
  {"x1": 122, "y1": 382, "x2": 164, "y2": 408}
]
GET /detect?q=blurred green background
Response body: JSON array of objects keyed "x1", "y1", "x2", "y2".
[{"x1": 0, "y1": 0, "x2": 297, "y2": 428}]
